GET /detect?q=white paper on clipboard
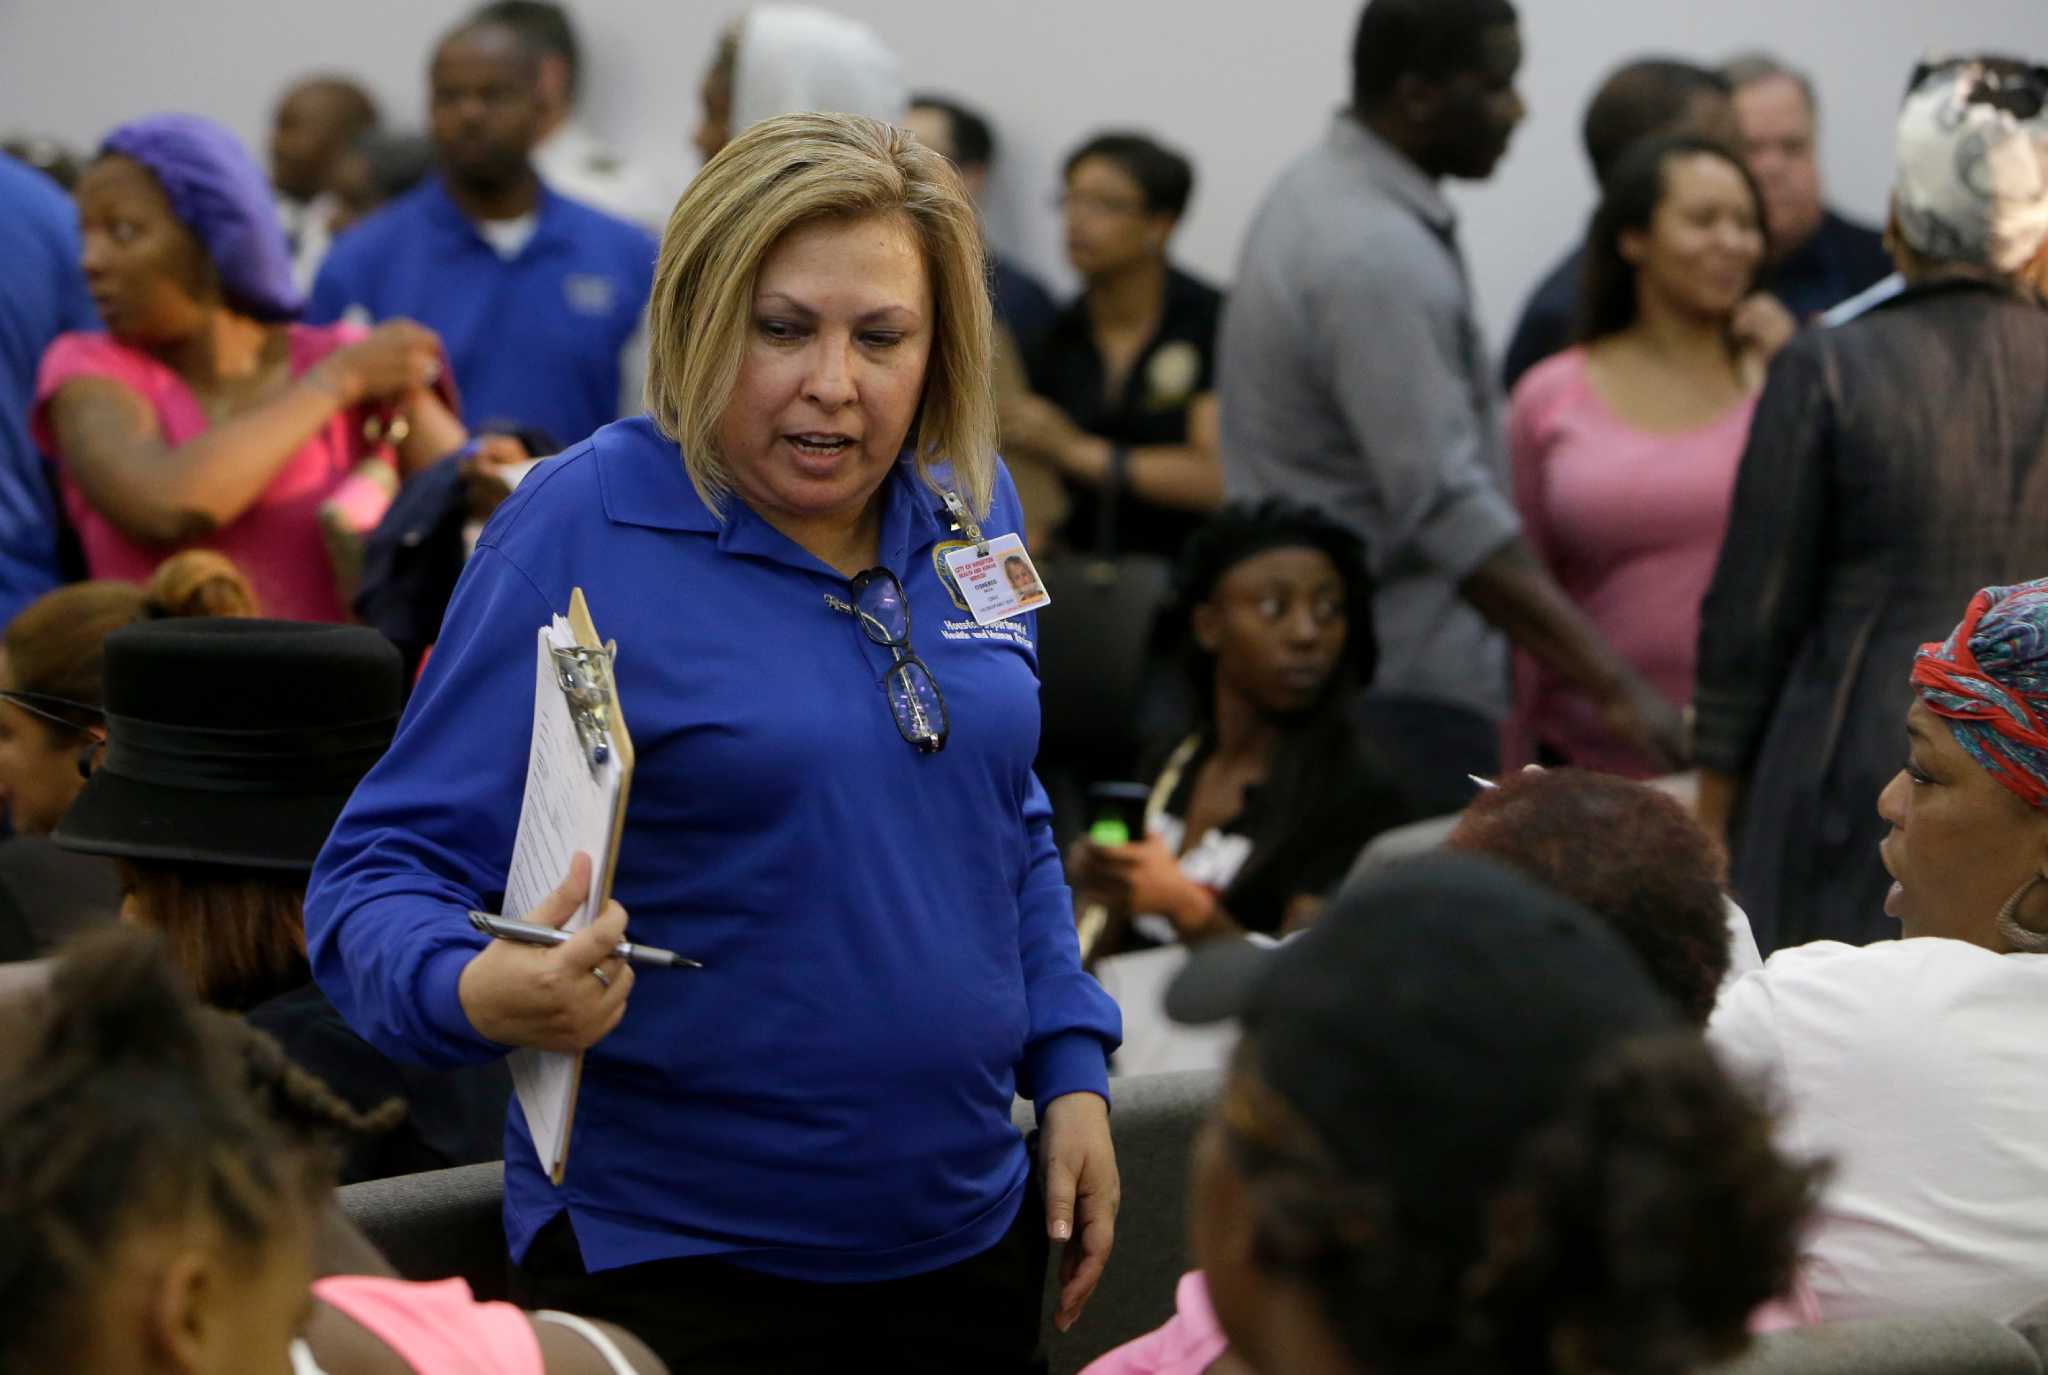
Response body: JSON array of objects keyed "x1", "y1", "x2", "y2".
[{"x1": 501, "y1": 604, "x2": 629, "y2": 1182}]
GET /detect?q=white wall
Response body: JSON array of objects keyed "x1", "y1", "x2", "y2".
[{"x1": 6, "y1": 0, "x2": 2047, "y2": 341}]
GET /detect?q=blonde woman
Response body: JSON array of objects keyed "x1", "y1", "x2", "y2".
[{"x1": 307, "y1": 112, "x2": 1121, "y2": 1372}]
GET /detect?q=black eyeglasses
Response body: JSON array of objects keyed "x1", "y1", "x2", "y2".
[{"x1": 848, "y1": 568, "x2": 948, "y2": 754}]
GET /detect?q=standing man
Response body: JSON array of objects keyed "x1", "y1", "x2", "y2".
[
  {"x1": 905, "y1": 95, "x2": 1057, "y2": 358},
  {"x1": 309, "y1": 16, "x2": 656, "y2": 448},
  {"x1": 472, "y1": 1, "x2": 674, "y2": 233},
  {"x1": 0, "y1": 154, "x2": 95, "y2": 621},
  {"x1": 269, "y1": 76, "x2": 380, "y2": 291},
  {"x1": 1219, "y1": 0, "x2": 1682, "y2": 808},
  {"x1": 1723, "y1": 52, "x2": 1893, "y2": 320}
]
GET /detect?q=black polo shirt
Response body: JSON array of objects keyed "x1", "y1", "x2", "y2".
[{"x1": 1026, "y1": 265, "x2": 1225, "y2": 560}]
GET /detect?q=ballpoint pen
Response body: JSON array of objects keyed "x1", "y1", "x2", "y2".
[{"x1": 468, "y1": 910, "x2": 704, "y2": 969}]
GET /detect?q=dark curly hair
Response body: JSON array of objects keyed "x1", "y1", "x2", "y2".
[
  {"x1": 0, "y1": 928, "x2": 398, "y2": 1370},
  {"x1": 1222, "y1": 1032, "x2": 1822, "y2": 1375},
  {"x1": 1160, "y1": 500, "x2": 1396, "y2": 929},
  {"x1": 1447, "y1": 769, "x2": 1730, "y2": 1024},
  {"x1": 1173, "y1": 497, "x2": 1378, "y2": 704}
]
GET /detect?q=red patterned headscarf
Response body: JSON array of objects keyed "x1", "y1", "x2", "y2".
[{"x1": 1912, "y1": 580, "x2": 2048, "y2": 809}]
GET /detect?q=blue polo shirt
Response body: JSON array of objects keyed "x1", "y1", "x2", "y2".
[
  {"x1": 307, "y1": 177, "x2": 655, "y2": 449},
  {"x1": 305, "y1": 417, "x2": 1121, "y2": 1281},
  {"x1": 0, "y1": 156, "x2": 95, "y2": 620}
]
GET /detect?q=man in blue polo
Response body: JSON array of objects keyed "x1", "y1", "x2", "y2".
[
  {"x1": 0, "y1": 155, "x2": 96, "y2": 621},
  {"x1": 309, "y1": 16, "x2": 655, "y2": 449}
]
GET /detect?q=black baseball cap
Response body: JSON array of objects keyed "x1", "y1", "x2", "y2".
[{"x1": 1169, "y1": 852, "x2": 1679, "y2": 1215}]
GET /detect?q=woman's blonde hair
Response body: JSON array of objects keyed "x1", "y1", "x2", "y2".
[{"x1": 646, "y1": 110, "x2": 998, "y2": 518}]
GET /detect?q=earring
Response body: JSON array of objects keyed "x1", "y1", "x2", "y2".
[{"x1": 1996, "y1": 875, "x2": 2048, "y2": 952}]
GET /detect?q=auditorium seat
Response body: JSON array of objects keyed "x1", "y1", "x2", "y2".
[
  {"x1": 1716, "y1": 1312, "x2": 2041, "y2": 1375},
  {"x1": 337, "y1": 1157, "x2": 509, "y2": 1301},
  {"x1": 336, "y1": 1068, "x2": 1219, "y2": 1369}
]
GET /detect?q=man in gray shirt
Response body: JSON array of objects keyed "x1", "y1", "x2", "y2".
[{"x1": 1221, "y1": 0, "x2": 1682, "y2": 803}]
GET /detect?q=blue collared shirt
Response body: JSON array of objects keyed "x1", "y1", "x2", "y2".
[
  {"x1": 0, "y1": 156, "x2": 95, "y2": 621},
  {"x1": 306, "y1": 177, "x2": 655, "y2": 449},
  {"x1": 305, "y1": 417, "x2": 1121, "y2": 1280}
]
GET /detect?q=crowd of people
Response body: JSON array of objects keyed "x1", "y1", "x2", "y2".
[{"x1": 3, "y1": 0, "x2": 2048, "y2": 1372}]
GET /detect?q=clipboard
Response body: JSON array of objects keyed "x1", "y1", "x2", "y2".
[{"x1": 499, "y1": 587, "x2": 634, "y2": 1184}]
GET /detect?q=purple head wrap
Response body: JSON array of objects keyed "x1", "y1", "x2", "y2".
[{"x1": 100, "y1": 114, "x2": 302, "y2": 322}]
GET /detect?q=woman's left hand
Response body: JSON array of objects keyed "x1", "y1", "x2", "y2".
[
  {"x1": 1041, "y1": 1090, "x2": 1119, "y2": 1332},
  {"x1": 1083, "y1": 837, "x2": 1229, "y2": 941}
]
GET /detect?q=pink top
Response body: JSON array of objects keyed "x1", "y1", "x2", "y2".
[
  {"x1": 1504, "y1": 346, "x2": 1757, "y2": 777},
  {"x1": 32, "y1": 324, "x2": 387, "y2": 622},
  {"x1": 1079, "y1": 1271, "x2": 1229, "y2": 1375},
  {"x1": 312, "y1": 1276, "x2": 542, "y2": 1375},
  {"x1": 1077, "y1": 1267, "x2": 1815, "y2": 1375}
]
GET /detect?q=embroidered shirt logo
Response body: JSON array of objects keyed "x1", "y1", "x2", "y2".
[{"x1": 563, "y1": 273, "x2": 617, "y2": 316}]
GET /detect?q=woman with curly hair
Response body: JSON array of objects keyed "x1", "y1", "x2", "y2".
[
  {"x1": 1084, "y1": 854, "x2": 1819, "y2": 1375},
  {"x1": 1073, "y1": 499, "x2": 1411, "y2": 955},
  {"x1": 0, "y1": 925, "x2": 668, "y2": 1374},
  {"x1": 1073, "y1": 498, "x2": 1415, "y2": 1075}
]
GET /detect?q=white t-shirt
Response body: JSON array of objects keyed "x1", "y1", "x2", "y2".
[{"x1": 1709, "y1": 937, "x2": 2048, "y2": 1322}]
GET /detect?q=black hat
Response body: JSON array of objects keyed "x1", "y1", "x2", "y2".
[
  {"x1": 54, "y1": 619, "x2": 402, "y2": 873},
  {"x1": 1169, "y1": 852, "x2": 1678, "y2": 1216}
]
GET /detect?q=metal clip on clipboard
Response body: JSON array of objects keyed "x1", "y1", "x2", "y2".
[{"x1": 549, "y1": 642, "x2": 617, "y2": 773}]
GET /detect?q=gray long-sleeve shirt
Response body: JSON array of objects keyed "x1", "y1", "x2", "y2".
[{"x1": 1220, "y1": 115, "x2": 1518, "y2": 719}]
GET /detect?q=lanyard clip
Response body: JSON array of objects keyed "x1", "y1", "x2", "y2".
[{"x1": 940, "y1": 490, "x2": 990, "y2": 557}]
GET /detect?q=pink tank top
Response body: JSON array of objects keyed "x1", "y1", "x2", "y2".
[{"x1": 312, "y1": 1276, "x2": 543, "y2": 1374}]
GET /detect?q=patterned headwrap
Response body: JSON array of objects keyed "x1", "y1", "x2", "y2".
[
  {"x1": 1912, "y1": 579, "x2": 2048, "y2": 807},
  {"x1": 100, "y1": 114, "x2": 303, "y2": 322},
  {"x1": 1894, "y1": 57, "x2": 2048, "y2": 274}
]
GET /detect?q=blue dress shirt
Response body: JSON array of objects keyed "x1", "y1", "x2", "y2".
[
  {"x1": 305, "y1": 417, "x2": 1121, "y2": 1281},
  {"x1": 307, "y1": 177, "x2": 655, "y2": 449}
]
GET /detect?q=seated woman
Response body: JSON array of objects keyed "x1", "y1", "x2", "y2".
[
  {"x1": 1084, "y1": 853, "x2": 1817, "y2": 1375},
  {"x1": 1506, "y1": 134, "x2": 1785, "y2": 776},
  {"x1": 1449, "y1": 767, "x2": 1761, "y2": 1024},
  {"x1": 51, "y1": 617, "x2": 508, "y2": 1184},
  {"x1": 1072, "y1": 500, "x2": 1413, "y2": 1073},
  {"x1": 1711, "y1": 576, "x2": 2048, "y2": 1322},
  {"x1": 1002, "y1": 131, "x2": 1225, "y2": 560},
  {"x1": 0, "y1": 926, "x2": 666, "y2": 1375},
  {"x1": 0, "y1": 549, "x2": 256, "y2": 961},
  {"x1": 32, "y1": 113, "x2": 463, "y2": 623}
]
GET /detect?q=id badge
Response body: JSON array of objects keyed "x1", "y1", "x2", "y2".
[{"x1": 942, "y1": 533, "x2": 1052, "y2": 625}]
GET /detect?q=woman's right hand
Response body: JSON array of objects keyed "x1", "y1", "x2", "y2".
[
  {"x1": 310, "y1": 320, "x2": 445, "y2": 406},
  {"x1": 456, "y1": 852, "x2": 635, "y2": 1053}
]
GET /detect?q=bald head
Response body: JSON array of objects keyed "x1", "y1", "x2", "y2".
[{"x1": 271, "y1": 76, "x2": 380, "y2": 201}]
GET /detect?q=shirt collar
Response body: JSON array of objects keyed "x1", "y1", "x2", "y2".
[
  {"x1": 419, "y1": 173, "x2": 575, "y2": 257},
  {"x1": 1329, "y1": 112, "x2": 1457, "y2": 235},
  {"x1": 596, "y1": 417, "x2": 953, "y2": 573}
]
